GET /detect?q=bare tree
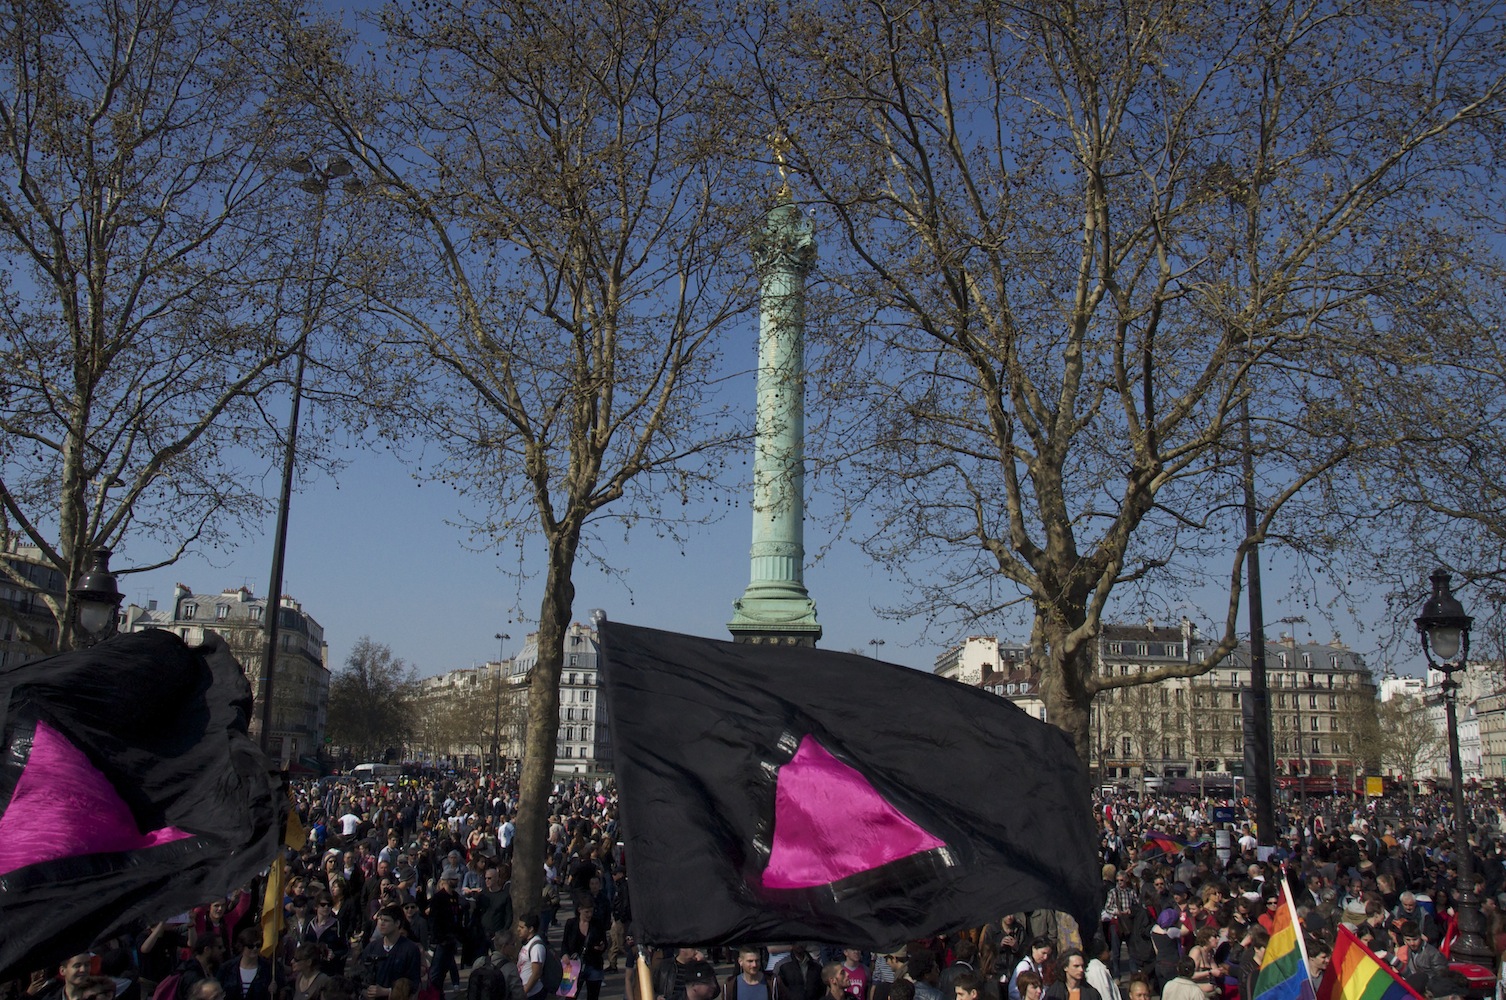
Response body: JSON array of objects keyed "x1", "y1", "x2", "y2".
[
  {"x1": 265, "y1": 0, "x2": 756, "y2": 915},
  {"x1": 325, "y1": 637, "x2": 420, "y2": 763},
  {"x1": 0, "y1": 0, "x2": 346, "y2": 651},
  {"x1": 1376, "y1": 694, "x2": 1446, "y2": 809},
  {"x1": 751, "y1": 0, "x2": 1506, "y2": 757}
]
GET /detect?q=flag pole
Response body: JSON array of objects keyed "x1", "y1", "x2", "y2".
[{"x1": 1280, "y1": 867, "x2": 1314, "y2": 988}]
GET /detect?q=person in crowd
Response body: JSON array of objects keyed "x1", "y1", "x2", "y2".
[{"x1": 560, "y1": 893, "x2": 609, "y2": 1000}]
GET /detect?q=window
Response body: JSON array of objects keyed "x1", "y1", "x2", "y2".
[
  {"x1": 1302, "y1": 653, "x2": 1312, "y2": 670},
  {"x1": 1160, "y1": 689, "x2": 1169, "y2": 705},
  {"x1": 562, "y1": 746, "x2": 572, "y2": 758},
  {"x1": 1329, "y1": 696, "x2": 1337, "y2": 709},
  {"x1": 183, "y1": 603, "x2": 197, "y2": 620},
  {"x1": 570, "y1": 654, "x2": 579, "y2": 667},
  {"x1": 1331, "y1": 654, "x2": 1340, "y2": 669},
  {"x1": 1277, "y1": 652, "x2": 1288, "y2": 670},
  {"x1": 581, "y1": 690, "x2": 590, "y2": 702},
  {"x1": 569, "y1": 672, "x2": 578, "y2": 685},
  {"x1": 1310, "y1": 717, "x2": 1319, "y2": 731},
  {"x1": 1122, "y1": 737, "x2": 1132, "y2": 755},
  {"x1": 1194, "y1": 692, "x2": 1203, "y2": 707},
  {"x1": 250, "y1": 606, "x2": 262, "y2": 620},
  {"x1": 584, "y1": 674, "x2": 593, "y2": 685},
  {"x1": 1108, "y1": 642, "x2": 1123, "y2": 655},
  {"x1": 566, "y1": 708, "x2": 575, "y2": 721},
  {"x1": 1309, "y1": 694, "x2": 1317, "y2": 710},
  {"x1": 1234, "y1": 737, "x2": 1243, "y2": 753},
  {"x1": 1007, "y1": 683, "x2": 1016, "y2": 694},
  {"x1": 1175, "y1": 689, "x2": 1184, "y2": 705},
  {"x1": 1232, "y1": 691, "x2": 1241, "y2": 708},
  {"x1": 1330, "y1": 717, "x2": 1339, "y2": 731},
  {"x1": 1310, "y1": 737, "x2": 1320, "y2": 754},
  {"x1": 1277, "y1": 693, "x2": 1286, "y2": 708},
  {"x1": 215, "y1": 604, "x2": 229, "y2": 620}
]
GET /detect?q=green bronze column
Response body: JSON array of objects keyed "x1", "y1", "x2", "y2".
[{"x1": 729, "y1": 182, "x2": 821, "y2": 646}]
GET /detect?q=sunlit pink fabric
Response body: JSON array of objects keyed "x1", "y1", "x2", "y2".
[
  {"x1": 763, "y1": 734, "x2": 944, "y2": 889},
  {"x1": 0, "y1": 720, "x2": 191, "y2": 875}
]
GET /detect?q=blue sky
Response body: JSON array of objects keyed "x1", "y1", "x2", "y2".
[
  {"x1": 114, "y1": 421, "x2": 1422, "y2": 681},
  {"x1": 120, "y1": 433, "x2": 940, "y2": 676}
]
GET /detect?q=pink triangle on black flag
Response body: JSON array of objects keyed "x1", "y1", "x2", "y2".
[
  {"x1": 762, "y1": 734, "x2": 945, "y2": 889},
  {"x1": 0, "y1": 719, "x2": 191, "y2": 876}
]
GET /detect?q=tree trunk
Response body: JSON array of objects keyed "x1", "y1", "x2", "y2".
[
  {"x1": 1038, "y1": 622, "x2": 1094, "y2": 765},
  {"x1": 511, "y1": 527, "x2": 580, "y2": 920}
]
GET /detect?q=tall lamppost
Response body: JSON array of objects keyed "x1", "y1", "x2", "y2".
[
  {"x1": 1279, "y1": 616, "x2": 1308, "y2": 819},
  {"x1": 1416, "y1": 568, "x2": 1489, "y2": 964},
  {"x1": 70, "y1": 547, "x2": 123, "y2": 648},
  {"x1": 492, "y1": 631, "x2": 511, "y2": 773},
  {"x1": 868, "y1": 638, "x2": 884, "y2": 659},
  {"x1": 258, "y1": 154, "x2": 355, "y2": 757}
]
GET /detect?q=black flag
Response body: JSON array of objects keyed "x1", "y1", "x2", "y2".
[
  {"x1": 0, "y1": 629, "x2": 282, "y2": 976},
  {"x1": 599, "y1": 620, "x2": 1100, "y2": 948}
]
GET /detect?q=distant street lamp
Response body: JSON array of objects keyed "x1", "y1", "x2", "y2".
[
  {"x1": 70, "y1": 547, "x2": 123, "y2": 648},
  {"x1": 868, "y1": 638, "x2": 885, "y2": 659},
  {"x1": 1415, "y1": 568, "x2": 1489, "y2": 964},
  {"x1": 492, "y1": 631, "x2": 511, "y2": 773},
  {"x1": 259, "y1": 154, "x2": 357, "y2": 757}
]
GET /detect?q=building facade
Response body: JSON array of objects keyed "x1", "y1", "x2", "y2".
[
  {"x1": 932, "y1": 636, "x2": 1046, "y2": 721},
  {"x1": 124, "y1": 584, "x2": 329, "y2": 763},
  {"x1": 0, "y1": 539, "x2": 66, "y2": 667},
  {"x1": 508, "y1": 622, "x2": 610, "y2": 773},
  {"x1": 950, "y1": 619, "x2": 1378, "y2": 791}
]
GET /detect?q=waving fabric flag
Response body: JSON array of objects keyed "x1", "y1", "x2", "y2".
[
  {"x1": 1253, "y1": 877, "x2": 1316, "y2": 1000},
  {"x1": 598, "y1": 620, "x2": 1101, "y2": 949},
  {"x1": 1142, "y1": 829, "x2": 1207, "y2": 856},
  {"x1": 0, "y1": 630, "x2": 282, "y2": 977},
  {"x1": 1317, "y1": 925, "x2": 1424, "y2": 1000}
]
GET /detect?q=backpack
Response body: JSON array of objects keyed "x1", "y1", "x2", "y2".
[
  {"x1": 151, "y1": 973, "x2": 184, "y2": 1000},
  {"x1": 469, "y1": 958, "x2": 517, "y2": 1000},
  {"x1": 527, "y1": 935, "x2": 564, "y2": 997},
  {"x1": 540, "y1": 948, "x2": 564, "y2": 996}
]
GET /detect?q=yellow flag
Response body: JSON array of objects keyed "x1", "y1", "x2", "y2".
[{"x1": 261, "y1": 786, "x2": 306, "y2": 958}]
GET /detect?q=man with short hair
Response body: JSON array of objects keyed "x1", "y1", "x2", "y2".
[
  {"x1": 361, "y1": 904, "x2": 423, "y2": 999},
  {"x1": 725, "y1": 949, "x2": 773, "y2": 1000},
  {"x1": 1394, "y1": 921, "x2": 1447, "y2": 991},
  {"x1": 823, "y1": 963, "x2": 852, "y2": 1000},
  {"x1": 1392, "y1": 893, "x2": 1439, "y2": 945}
]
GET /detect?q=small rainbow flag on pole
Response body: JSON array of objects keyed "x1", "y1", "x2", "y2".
[
  {"x1": 1141, "y1": 829, "x2": 1207, "y2": 856},
  {"x1": 1253, "y1": 876, "x2": 1316, "y2": 1000},
  {"x1": 1317, "y1": 925, "x2": 1424, "y2": 1000}
]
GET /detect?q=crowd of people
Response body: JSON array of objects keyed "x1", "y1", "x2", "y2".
[{"x1": 12, "y1": 773, "x2": 1506, "y2": 1000}]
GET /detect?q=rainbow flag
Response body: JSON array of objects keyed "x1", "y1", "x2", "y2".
[
  {"x1": 1253, "y1": 879, "x2": 1316, "y2": 1000},
  {"x1": 1141, "y1": 829, "x2": 1207, "y2": 856},
  {"x1": 1317, "y1": 925, "x2": 1424, "y2": 1000}
]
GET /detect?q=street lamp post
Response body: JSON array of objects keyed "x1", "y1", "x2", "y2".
[
  {"x1": 492, "y1": 631, "x2": 511, "y2": 773},
  {"x1": 1416, "y1": 568, "x2": 1490, "y2": 964},
  {"x1": 868, "y1": 639, "x2": 885, "y2": 659},
  {"x1": 1279, "y1": 616, "x2": 1308, "y2": 822},
  {"x1": 258, "y1": 154, "x2": 355, "y2": 758},
  {"x1": 70, "y1": 547, "x2": 123, "y2": 648}
]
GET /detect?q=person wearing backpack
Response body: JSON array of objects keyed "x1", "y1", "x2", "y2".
[
  {"x1": 471, "y1": 929, "x2": 525, "y2": 1000},
  {"x1": 516, "y1": 915, "x2": 552, "y2": 1000}
]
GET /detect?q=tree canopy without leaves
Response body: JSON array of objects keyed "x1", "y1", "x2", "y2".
[
  {"x1": 752, "y1": 0, "x2": 1506, "y2": 757},
  {"x1": 0, "y1": 0, "x2": 360, "y2": 652},
  {"x1": 264, "y1": 0, "x2": 758, "y2": 917},
  {"x1": 326, "y1": 637, "x2": 419, "y2": 762},
  {"x1": 1374, "y1": 694, "x2": 1446, "y2": 804}
]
